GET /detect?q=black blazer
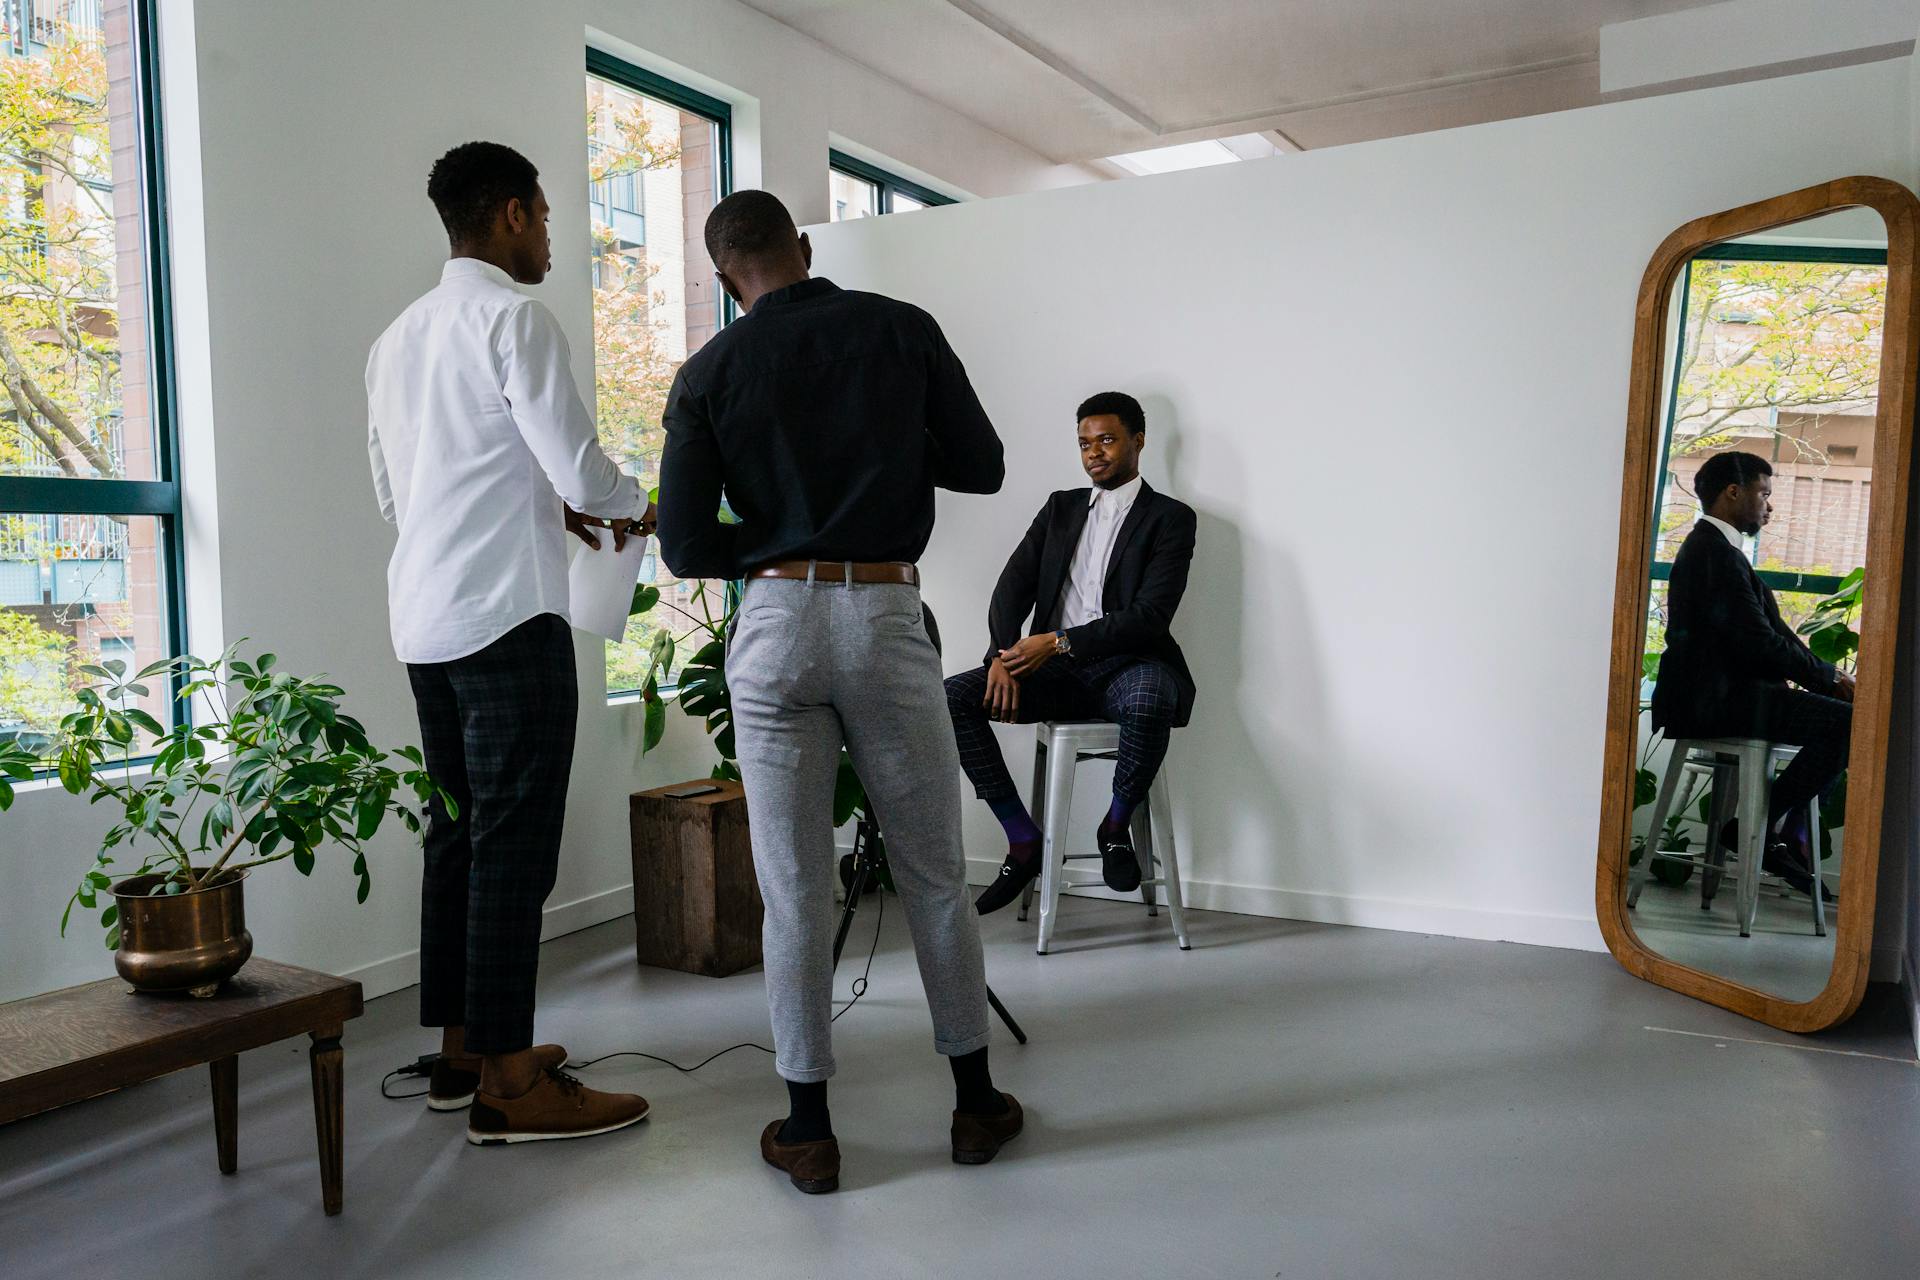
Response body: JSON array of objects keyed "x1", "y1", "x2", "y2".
[
  {"x1": 1650, "y1": 520, "x2": 1838, "y2": 737},
  {"x1": 985, "y1": 481, "x2": 1198, "y2": 727}
]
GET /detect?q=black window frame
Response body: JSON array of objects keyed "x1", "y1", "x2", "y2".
[
  {"x1": 584, "y1": 49, "x2": 734, "y2": 700},
  {"x1": 0, "y1": 0, "x2": 187, "y2": 763},
  {"x1": 829, "y1": 149, "x2": 955, "y2": 216},
  {"x1": 1647, "y1": 240, "x2": 1889, "y2": 598}
]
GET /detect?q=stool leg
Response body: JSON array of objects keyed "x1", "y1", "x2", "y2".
[
  {"x1": 1036, "y1": 744, "x2": 1076, "y2": 955},
  {"x1": 1019, "y1": 739, "x2": 1048, "y2": 923},
  {"x1": 1151, "y1": 775, "x2": 1189, "y2": 950},
  {"x1": 1807, "y1": 791, "x2": 1826, "y2": 938},
  {"x1": 1131, "y1": 801, "x2": 1158, "y2": 916},
  {"x1": 1629, "y1": 744, "x2": 1687, "y2": 909},
  {"x1": 1737, "y1": 747, "x2": 1767, "y2": 938},
  {"x1": 1701, "y1": 761, "x2": 1735, "y2": 909}
]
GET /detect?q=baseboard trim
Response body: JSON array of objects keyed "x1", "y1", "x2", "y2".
[
  {"x1": 1905, "y1": 945, "x2": 1920, "y2": 1059},
  {"x1": 965, "y1": 857, "x2": 1608, "y2": 952},
  {"x1": 339, "y1": 884, "x2": 636, "y2": 1002}
]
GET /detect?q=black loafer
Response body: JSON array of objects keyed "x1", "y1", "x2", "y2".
[
  {"x1": 975, "y1": 855, "x2": 1041, "y2": 915},
  {"x1": 1098, "y1": 827, "x2": 1141, "y2": 893}
]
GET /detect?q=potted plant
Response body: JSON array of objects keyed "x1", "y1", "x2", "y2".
[{"x1": 0, "y1": 645, "x2": 451, "y2": 996}]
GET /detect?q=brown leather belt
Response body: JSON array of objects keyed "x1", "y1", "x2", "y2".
[{"x1": 748, "y1": 560, "x2": 920, "y2": 586}]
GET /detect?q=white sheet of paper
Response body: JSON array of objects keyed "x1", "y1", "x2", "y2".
[{"x1": 568, "y1": 527, "x2": 650, "y2": 641}]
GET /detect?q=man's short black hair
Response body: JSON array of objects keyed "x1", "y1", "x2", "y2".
[
  {"x1": 427, "y1": 142, "x2": 539, "y2": 245},
  {"x1": 1076, "y1": 391, "x2": 1145, "y2": 436},
  {"x1": 1693, "y1": 450, "x2": 1772, "y2": 508},
  {"x1": 704, "y1": 189, "x2": 798, "y2": 271}
]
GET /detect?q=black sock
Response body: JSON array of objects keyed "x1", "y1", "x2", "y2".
[
  {"x1": 950, "y1": 1047, "x2": 1007, "y2": 1116},
  {"x1": 778, "y1": 1080, "x2": 832, "y2": 1142}
]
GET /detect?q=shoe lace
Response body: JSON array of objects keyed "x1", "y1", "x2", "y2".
[{"x1": 544, "y1": 1065, "x2": 586, "y2": 1096}]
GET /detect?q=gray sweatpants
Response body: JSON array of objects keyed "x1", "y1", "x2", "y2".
[{"x1": 727, "y1": 575, "x2": 991, "y2": 1082}]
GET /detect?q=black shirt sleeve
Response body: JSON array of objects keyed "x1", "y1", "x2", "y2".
[
  {"x1": 919, "y1": 310, "x2": 1005, "y2": 496},
  {"x1": 656, "y1": 367, "x2": 738, "y2": 580}
]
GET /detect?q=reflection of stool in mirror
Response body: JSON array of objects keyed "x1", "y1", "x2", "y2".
[
  {"x1": 1627, "y1": 737, "x2": 1825, "y2": 939},
  {"x1": 1014, "y1": 720, "x2": 1189, "y2": 954}
]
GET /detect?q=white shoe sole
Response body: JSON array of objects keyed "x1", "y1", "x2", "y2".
[
  {"x1": 466, "y1": 1101, "x2": 651, "y2": 1146},
  {"x1": 427, "y1": 1093, "x2": 474, "y2": 1112}
]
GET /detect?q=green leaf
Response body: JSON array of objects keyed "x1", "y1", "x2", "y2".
[
  {"x1": 100, "y1": 905, "x2": 117, "y2": 928},
  {"x1": 104, "y1": 926, "x2": 120, "y2": 951},
  {"x1": 630, "y1": 584, "x2": 662, "y2": 616},
  {"x1": 643, "y1": 696, "x2": 667, "y2": 754},
  {"x1": 355, "y1": 792, "x2": 384, "y2": 840},
  {"x1": 833, "y1": 753, "x2": 864, "y2": 828},
  {"x1": 293, "y1": 845, "x2": 315, "y2": 876}
]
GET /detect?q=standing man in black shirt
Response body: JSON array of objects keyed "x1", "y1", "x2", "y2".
[{"x1": 657, "y1": 190, "x2": 1024, "y2": 1195}]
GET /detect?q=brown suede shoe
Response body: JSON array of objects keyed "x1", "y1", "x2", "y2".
[
  {"x1": 429, "y1": 1045, "x2": 568, "y2": 1112},
  {"x1": 466, "y1": 1067, "x2": 649, "y2": 1145},
  {"x1": 951, "y1": 1092, "x2": 1024, "y2": 1164},
  {"x1": 760, "y1": 1120, "x2": 841, "y2": 1194}
]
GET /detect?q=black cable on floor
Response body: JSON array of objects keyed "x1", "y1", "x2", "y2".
[{"x1": 380, "y1": 890, "x2": 886, "y2": 1096}]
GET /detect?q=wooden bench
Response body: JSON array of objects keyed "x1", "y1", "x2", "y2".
[{"x1": 0, "y1": 958, "x2": 364, "y2": 1214}]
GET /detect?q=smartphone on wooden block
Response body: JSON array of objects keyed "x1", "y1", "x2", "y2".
[{"x1": 663, "y1": 784, "x2": 722, "y2": 799}]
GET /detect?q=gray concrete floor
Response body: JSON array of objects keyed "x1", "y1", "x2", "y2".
[
  {"x1": 1, "y1": 897, "x2": 1916, "y2": 1280},
  {"x1": 1631, "y1": 877, "x2": 1837, "y2": 1002}
]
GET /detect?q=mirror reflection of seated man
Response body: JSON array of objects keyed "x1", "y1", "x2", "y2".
[
  {"x1": 945, "y1": 392, "x2": 1197, "y2": 915},
  {"x1": 1650, "y1": 450, "x2": 1855, "y2": 900}
]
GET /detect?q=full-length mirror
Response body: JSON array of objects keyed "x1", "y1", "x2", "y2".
[{"x1": 1598, "y1": 179, "x2": 1920, "y2": 1032}]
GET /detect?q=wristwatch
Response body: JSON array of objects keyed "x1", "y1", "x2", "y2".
[{"x1": 1053, "y1": 629, "x2": 1072, "y2": 657}]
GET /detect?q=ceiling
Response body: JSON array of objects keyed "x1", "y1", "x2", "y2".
[{"x1": 740, "y1": 0, "x2": 1726, "y2": 163}]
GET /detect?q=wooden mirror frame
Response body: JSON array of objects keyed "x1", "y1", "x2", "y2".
[{"x1": 1596, "y1": 176, "x2": 1920, "y2": 1033}]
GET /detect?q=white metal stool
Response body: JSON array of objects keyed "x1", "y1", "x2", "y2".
[
  {"x1": 1627, "y1": 737, "x2": 1826, "y2": 938},
  {"x1": 1015, "y1": 720, "x2": 1189, "y2": 954}
]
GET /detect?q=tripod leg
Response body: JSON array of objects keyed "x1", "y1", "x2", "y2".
[
  {"x1": 831, "y1": 824, "x2": 878, "y2": 969},
  {"x1": 986, "y1": 985, "x2": 1027, "y2": 1045}
]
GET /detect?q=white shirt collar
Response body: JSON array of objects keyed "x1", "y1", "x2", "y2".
[
  {"x1": 1700, "y1": 513, "x2": 1747, "y2": 550},
  {"x1": 1088, "y1": 472, "x2": 1145, "y2": 509},
  {"x1": 441, "y1": 256, "x2": 516, "y2": 288}
]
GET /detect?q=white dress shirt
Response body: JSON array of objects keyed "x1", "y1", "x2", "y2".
[
  {"x1": 1060, "y1": 473, "x2": 1144, "y2": 631},
  {"x1": 367, "y1": 257, "x2": 646, "y2": 664},
  {"x1": 1700, "y1": 513, "x2": 1748, "y2": 551}
]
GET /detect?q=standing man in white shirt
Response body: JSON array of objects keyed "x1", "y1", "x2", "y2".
[
  {"x1": 944, "y1": 391, "x2": 1198, "y2": 914},
  {"x1": 366, "y1": 141, "x2": 653, "y2": 1146}
]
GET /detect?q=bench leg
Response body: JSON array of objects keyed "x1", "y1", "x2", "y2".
[
  {"x1": 309, "y1": 1026, "x2": 344, "y2": 1216},
  {"x1": 210, "y1": 1055, "x2": 238, "y2": 1175}
]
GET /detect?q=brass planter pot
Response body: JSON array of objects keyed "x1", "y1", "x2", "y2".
[{"x1": 110, "y1": 870, "x2": 253, "y2": 997}]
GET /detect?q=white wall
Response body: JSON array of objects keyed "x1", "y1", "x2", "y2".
[
  {"x1": 0, "y1": 0, "x2": 1094, "y2": 1004},
  {"x1": 808, "y1": 58, "x2": 1918, "y2": 954}
]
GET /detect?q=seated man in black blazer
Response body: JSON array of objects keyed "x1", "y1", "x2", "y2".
[
  {"x1": 1650, "y1": 449, "x2": 1855, "y2": 898},
  {"x1": 946, "y1": 391, "x2": 1197, "y2": 915}
]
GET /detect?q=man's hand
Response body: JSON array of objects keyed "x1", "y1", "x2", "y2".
[
  {"x1": 564, "y1": 505, "x2": 606, "y2": 549},
  {"x1": 1835, "y1": 670, "x2": 1857, "y2": 703},
  {"x1": 983, "y1": 658, "x2": 1022, "y2": 723},
  {"x1": 998, "y1": 633, "x2": 1057, "y2": 679},
  {"x1": 565, "y1": 503, "x2": 654, "y2": 551},
  {"x1": 637, "y1": 500, "x2": 658, "y2": 537}
]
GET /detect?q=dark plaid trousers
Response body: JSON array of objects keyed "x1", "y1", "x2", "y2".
[
  {"x1": 407, "y1": 613, "x2": 578, "y2": 1055},
  {"x1": 944, "y1": 656, "x2": 1179, "y2": 805}
]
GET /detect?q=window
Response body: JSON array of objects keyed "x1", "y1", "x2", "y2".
[
  {"x1": 585, "y1": 51, "x2": 730, "y2": 695},
  {"x1": 1646, "y1": 243, "x2": 1888, "y2": 654},
  {"x1": 0, "y1": 0, "x2": 181, "y2": 759},
  {"x1": 828, "y1": 150, "x2": 954, "y2": 220}
]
